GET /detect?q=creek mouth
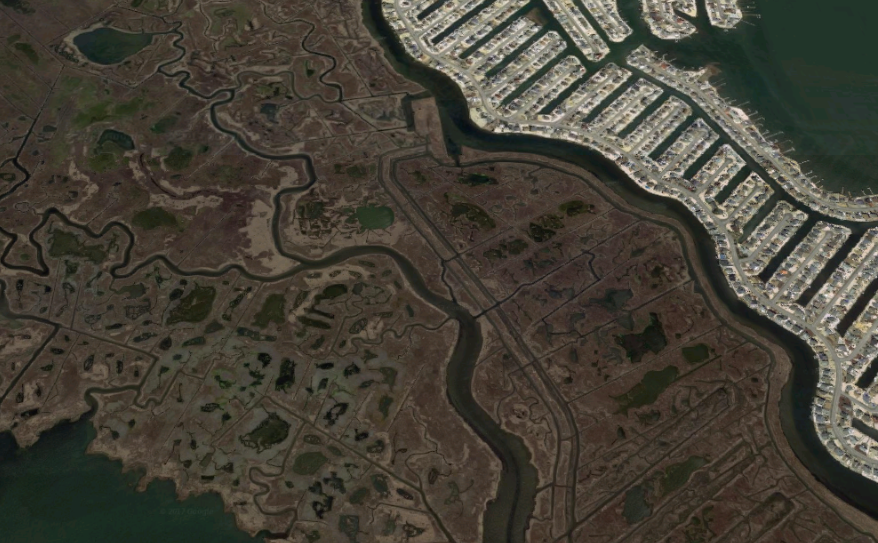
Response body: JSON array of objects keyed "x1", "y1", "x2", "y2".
[{"x1": 363, "y1": 0, "x2": 878, "y2": 526}]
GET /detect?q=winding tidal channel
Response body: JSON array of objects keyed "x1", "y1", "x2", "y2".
[
  {"x1": 0, "y1": 62, "x2": 533, "y2": 543},
  {"x1": 361, "y1": 0, "x2": 878, "y2": 531},
  {"x1": 6, "y1": 1, "x2": 878, "y2": 541}
]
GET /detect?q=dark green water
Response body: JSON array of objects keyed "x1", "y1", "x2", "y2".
[
  {"x1": 73, "y1": 28, "x2": 154, "y2": 65},
  {"x1": 0, "y1": 417, "x2": 262, "y2": 543},
  {"x1": 613, "y1": 0, "x2": 878, "y2": 194},
  {"x1": 752, "y1": 0, "x2": 878, "y2": 193}
]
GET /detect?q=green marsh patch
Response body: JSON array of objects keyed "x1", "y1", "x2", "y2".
[
  {"x1": 150, "y1": 114, "x2": 178, "y2": 134},
  {"x1": 616, "y1": 313, "x2": 667, "y2": 363},
  {"x1": 297, "y1": 200, "x2": 324, "y2": 219},
  {"x1": 164, "y1": 146, "x2": 193, "y2": 171},
  {"x1": 342, "y1": 164, "x2": 369, "y2": 178},
  {"x1": 355, "y1": 205, "x2": 394, "y2": 230},
  {"x1": 315, "y1": 284, "x2": 347, "y2": 303},
  {"x1": 12, "y1": 41, "x2": 38, "y2": 64},
  {"x1": 253, "y1": 294, "x2": 286, "y2": 328},
  {"x1": 292, "y1": 451, "x2": 328, "y2": 475},
  {"x1": 527, "y1": 213, "x2": 565, "y2": 243},
  {"x1": 559, "y1": 200, "x2": 593, "y2": 216},
  {"x1": 483, "y1": 238, "x2": 528, "y2": 260},
  {"x1": 589, "y1": 288, "x2": 633, "y2": 312},
  {"x1": 457, "y1": 172, "x2": 496, "y2": 187},
  {"x1": 612, "y1": 365, "x2": 679, "y2": 416},
  {"x1": 0, "y1": 0, "x2": 34, "y2": 15},
  {"x1": 661, "y1": 455, "x2": 707, "y2": 495},
  {"x1": 378, "y1": 395, "x2": 393, "y2": 419},
  {"x1": 166, "y1": 285, "x2": 216, "y2": 325},
  {"x1": 239, "y1": 413, "x2": 290, "y2": 452},
  {"x1": 97, "y1": 129, "x2": 134, "y2": 151},
  {"x1": 349, "y1": 487, "x2": 370, "y2": 505},
  {"x1": 88, "y1": 129, "x2": 134, "y2": 173},
  {"x1": 297, "y1": 316, "x2": 331, "y2": 329},
  {"x1": 622, "y1": 455, "x2": 707, "y2": 525},
  {"x1": 274, "y1": 358, "x2": 296, "y2": 392},
  {"x1": 73, "y1": 95, "x2": 146, "y2": 130},
  {"x1": 116, "y1": 283, "x2": 146, "y2": 299},
  {"x1": 622, "y1": 485, "x2": 651, "y2": 525},
  {"x1": 209, "y1": 5, "x2": 250, "y2": 34},
  {"x1": 88, "y1": 151, "x2": 118, "y2": 173},
  {"x1": 446, "y1": 194, "x2": 495, "y2": 230},
  {"x1": 681, "y1": 343, "x2": 711, "y2": 365},
  {"x1": 48, "y1": 231, "x2": 106, "y2": 263},
  {"x1": 132, "y1": 208, "x2": 177, "y2": 230}
]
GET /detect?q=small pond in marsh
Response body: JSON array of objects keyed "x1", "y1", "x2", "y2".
[{"x1": 73, "y1": 28, "x2": 155, "y2": 65}]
